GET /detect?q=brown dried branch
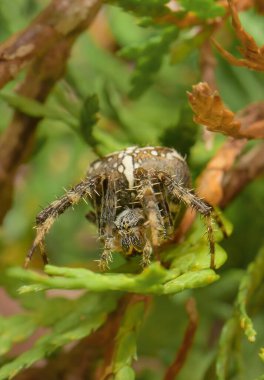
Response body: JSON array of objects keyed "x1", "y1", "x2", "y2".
[
  {"x1": 0, "y1": 0, "x2": 101, "y2": 89},
  {"x1": 174, "y1": 134, "x2": 263, "y2": 237},
  {"x1": 197, "y1": 138, "x2": 247, "y2": 205},
  {"x1": 220, "y1": 142, "x2": 264, "y2": 207},
  {"x1": 200, "y1": 41, "x2": 217, "y2": 91},
  {"x1": 212, "y1": 0, "x2": 264, "y2": 71},
  {"x1": 237, "y1": 102, "x2": 264, "y2": 139},
  {"x1": 163, "y1": 298, "x2": 199, "y2": 380},
  {"x1": 180, "y1": 140, "x2": 264, "y2": 235},
  {"x1": 195, "y1": 139, "x2": 264, "y2": 210},
  {"x1": 0, "y1": 0, "x2": 102, "y2": 223},
  {"x1": 255, "y1": 0, "x2": 264, "y2": 14},
  {"x1": 188, "y1": 82, "x2": 264, "y2": 140}
]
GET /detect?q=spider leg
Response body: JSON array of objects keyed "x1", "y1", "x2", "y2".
[
  {"x1": 158, "y1": 172, "x2": 217, "y2": 269},
  {"x1": 210, "y1": 209, "x2": 228, "y2": 238},
  {"x1": 85, "y1": 210, "x2": 97, "y2": 225},
  {"x1": 159, "y1": 181, "x2": 174, "y2": 238},
  {"x1": 97, "y1": 177, "x2": 118, "y2": 271},
  {"x1": 136, "y1": 169, "x2": 166, "y2": 249},
  {"x1": 141, "y1": 239, "x2": 153, "y2": 268},
  {"x1": 25, "y1": 178, "x2": 96, "y2": 268}
]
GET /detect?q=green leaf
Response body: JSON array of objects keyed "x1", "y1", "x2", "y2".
[
  {"x1": 216, "y1": 318, "x2": 240, "y2": 380},
  {"x1": 159, "y1": 103, "x2": 198, "y2": 156},
  {"x1": 216, "y1": 247, "x2": 264, "y2": 380},
  {"x1": 0, "y1": 293, "x2": 118, "y2": 380},
  {"x1": 119, "y1": 26, "x2": 179, "y2": 97},
  {"x1": 111, "y1": 299, "x2": 146, "y2": 379},
  {"x1": 178, "y1": 0, "x2": 225, "y2": 20},
  {"x1": 115, "y1": 366, "x2": 135, "y2": 380},
  {"x1": 0, "y1": 91, "x2": 78, "y2": 129},
  {"x1": 0, "y1": 315, "x2": 36, "y2": 356},
  {"x1": 108, "y1": 0, "x2": 170, "y2": 18},
  {"x1": 79, "y1": 94, "x2": 100, "y2": 146},
  {"x1": 68, "y1": 34, "x2": 130, "y2": 95},
  {"x1": 236, "y1": 247, "x2": 264, "y2": 342},
  {"x1": 170, "y1": 28, "x2": 212, "y2": 64},
  {"x1": 7, "y1": 237, "x2": 227, "y2": 296}
]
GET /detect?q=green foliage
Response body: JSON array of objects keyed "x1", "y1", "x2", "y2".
[
  {"x1": 111, "y1": 300, "x2": 145, "y2": 380},
  {"x1": 170, "y1": 28, "x2": 212, "y2": 64},
  {"x1": 80, "y1": 94, "x2": 100, "y2": 146},
  {"x1": 6, "y1": 219, "x2": 228, "y2": 295},
  {"x1": 0, "y1": 315, "x2": 36, "y2": 356},
  {"x1": 0, "y1": 293, "x2": 118, "y2": 379},
  {"x1": 0, "y1": 91, "x2": 79, "y2": 129},
  {"x1": 108, "y1": 0, "x2": 169, "y2": 18},
  {"x1": 7, "y1": 250, "x2": 225, "y2": 296},
  {"x1": 120, "y1": 26, "x2": 179, "y2": 97},
  {"x1": 0, "y1": 222, "x2": 228, "y2": 379},
  {"x1": 216, "y1": 248, "x2": 264, "y2": 380},
  {"x1": 178, "y1": 0, "x2": 225, "y2": 20}
]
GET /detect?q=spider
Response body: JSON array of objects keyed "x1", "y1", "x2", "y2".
[{"x1": 25, "y1": 146, "x2": 225, "y2": 270}]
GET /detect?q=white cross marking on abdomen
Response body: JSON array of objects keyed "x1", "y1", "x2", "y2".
[{"x1": 122, "y1": 154, "x2": 134, "y2": 189}]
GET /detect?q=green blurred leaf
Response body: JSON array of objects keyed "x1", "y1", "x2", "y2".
[
  {"x1": 178, "y1": 0, "x2": 225, "y2": 20},
  {"x1": 115, "y1": 366, "x2": 135, "y2": 380},
  {"x1": 119, "y1": 26, "x2": 179, "y2": 97},
  {"x1": 108, "y1": 0, "x2": 170, "y2": 18},
  {"x1": 0, "y1": 315, "x2": 36, "y2": 356},
  {"x1": 80, "y1": 94, "x2": 100, "y2": 146},
  {"x1": 111, "y1": 300, "x2": 146, "y2": 379},
  {"x1": 0, "y1": 293, "x2": 118, "y2": 380},
  {"x1": 236, "y1": 247, "x2": 264, "y2": 342},
  {"x1": 107, "y1": 6, "x2": 148, "y2": 47},
  {"x1": 216, "y1": 247, "x2": 264, "y2": 380},
  {"x1": 170, "y1": 28, "x2": 212, "y2": 64},
  {"x1": 0, "y1": 91, "x2": 78, "y2": 129},
  {"x1": 159, "y1": 103, "x2": 198, "y2": 156},
  {"x1": 7, "y1": 235, "x2": 227, "y2": 296}
]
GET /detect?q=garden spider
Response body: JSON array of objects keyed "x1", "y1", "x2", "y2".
[{"x1": 26, "y1": 146, "x2": 224, "y2": 270}]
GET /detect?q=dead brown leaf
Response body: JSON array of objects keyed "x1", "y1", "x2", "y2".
[
  {"x1": 188, "y1": 82, "x2": 264, "y2": 139},
  {"x1": 187, "y1": 82, "x2": 242, "y2": 138},
  {"x1": 212, "y1": 0, "x2": 264, "y2": 71}
]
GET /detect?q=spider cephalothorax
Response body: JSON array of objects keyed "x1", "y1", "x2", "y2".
[{"x1": 26, "y1": 146, "x2": 221, "y2": 270}]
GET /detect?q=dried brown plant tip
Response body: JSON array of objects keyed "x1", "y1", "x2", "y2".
[
  {"x1": 187, "y1": 82, "x2": 241, "y2": 138},
  {"x1": 26, "y1": 146, "x2": 224, "y2": 271},
  {"x1": 188, "y1": 82, "x2": 264, "y2": 139},
  {"x1": 212, "y1": 0, "x2": 264, "y2": 71}
]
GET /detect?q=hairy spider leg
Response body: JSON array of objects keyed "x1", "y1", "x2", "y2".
[
  {"x1": 158, "y1": 181, "x2": 174, "y2": 238},
  {"x1": 141, "y1": 239, "x2": 153, "y2": 268},
  {"x1": 136, "y1": 170, "x2": 167, "y2": 266},
  {"x1": 96, "y1": 177, "x2": 118, "y2": 271},
  {"x1": 25, "y1": 179, "x2": 95, "y2": 268},
  {"x1": 158, "y1": 172, "x2": 217, "y2": 269},
  {"x1": 85, "y1": 210, "x2": 97, "y2": 225},
  {"x1": 210, "y1": 209, "x2": 228, "y2": 238}
]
